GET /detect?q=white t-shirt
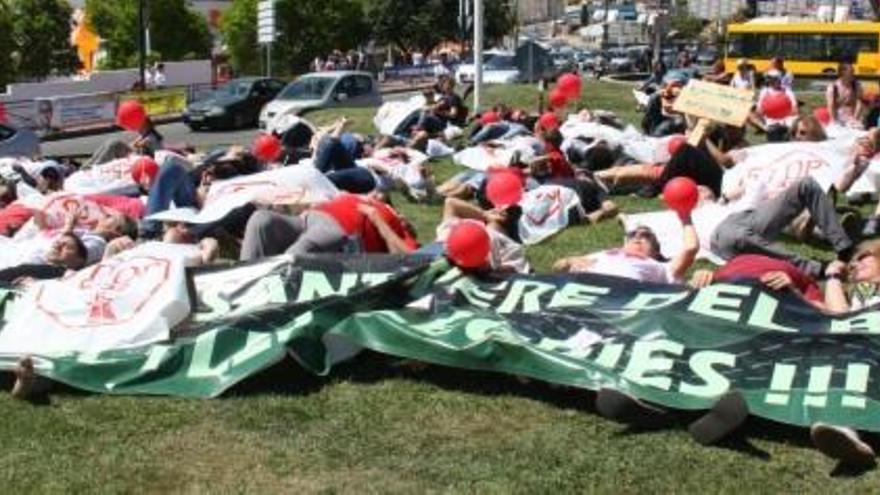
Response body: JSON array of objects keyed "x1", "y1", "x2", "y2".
[
  {"x1": 578, "y1": 248, "x2": 676, "y2": 284},
  {"x1": 436, "y1": 219, "x2": 531, "y2": 274},
  {"x1": 729, "y1": 72, "x2": 753, "y2": 90}
]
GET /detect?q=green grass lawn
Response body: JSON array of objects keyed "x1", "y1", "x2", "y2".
[{"x1": 2, "y1": 81, "x2": 878, "y2": 493}]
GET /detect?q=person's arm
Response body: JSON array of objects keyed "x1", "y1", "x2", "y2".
[
  {"x1": 442, "y1": 197, "x2": 490, "y2": 223},
  {"x1": 855, "y1": 84, "x2": 866, "y2": 123},
  {"x1": 669, "y1": 213, "x2": 698, "y2": 281},
  {"x1": 826, "y1": 83, "x2": 838, "y2": 122},
  {"x1": 704, "y1": 138, "x2": 734, "y2": 169},
  {"x1": 358, "y1": 204, "x2": 413, "y2": 254},
  {"x1": 551, "y1": 254, "x2": 594, "y2": 272},
  {"x1": 823, "y1": 261, "x2": 851, "y2": 313}
]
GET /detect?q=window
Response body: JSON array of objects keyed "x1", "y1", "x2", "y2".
[
  {"x1": 335, "y1": 76, "x2": 356, "y2": 96},
  {"x1": 266, "y1": 79, "x2": 286, "y2": 94},
  {"x1": 352, "y1": 76, "x2": 373, "y2": 96},
  {"x1": 829, "y1": 34, "x2": 879, "y2": 62}
]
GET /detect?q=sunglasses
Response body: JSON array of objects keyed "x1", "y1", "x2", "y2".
[{"x1": 626, "y1": 230, "x2": 656, "y2": 241}]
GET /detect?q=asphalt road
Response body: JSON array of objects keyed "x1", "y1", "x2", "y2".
[
  {"x1": 40, "y1": 90, "x2": 423, "y2": 158},
  {"x1": 41, "y1": 122, "x2": 262, "y2": 158}
]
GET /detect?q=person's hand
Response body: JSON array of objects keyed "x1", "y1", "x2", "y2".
[
  {"x1": 826, "y1": 260, "x2": 847, "y2": 279},
  {"x1": 760, "y1": 271, "x2": 794, "y2": 291},
  {"x1": 688, "y1": 269, "x2": 715, "y2": 289},
  {"x1": 63, "y1": 206, "x2": 83, "y2": 232},
  {"x1": 103, "y1": 236, "x2": 136, "y2": 259},
  {"x1": 357, "y1": 203, "x2": 380, "y2": 222},
  {"x1": 199, "y1": 237, "x2": 220, "y2": 265},
  {"x1": 553, "y1": 256, "x2": 593, "y2": 272}
]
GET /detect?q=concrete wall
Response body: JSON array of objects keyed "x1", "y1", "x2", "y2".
[{"x1": 0, "y1": 60, "x2": 212, "y2": 102}]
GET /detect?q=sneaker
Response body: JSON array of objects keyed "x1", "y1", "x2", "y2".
[
  {"x1": 688, "y1": 391, "x2": 749, "y2": 445},
  {"x1": 863, "y1": 216, "x2": 880, "y2": 238},
  {"x1": 811, "y1": 423, "x2": 877, "y2": 467},
  {"x1": 595, "y1": 388, "x2": 669, "y2": 427}
]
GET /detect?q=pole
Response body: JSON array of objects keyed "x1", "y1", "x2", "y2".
[
  {"x1": 267, "y1": 43, "x2": 272, "y2": 77},
  {"x1": 138, "y1": 0, "x2": 146, "y2": 89},
  {"x1": 474, "y1": 0, "x2": 483, "y2": 113},
  {"x1": 602, "y1": 0, "x2": 609, "y2": 50}
]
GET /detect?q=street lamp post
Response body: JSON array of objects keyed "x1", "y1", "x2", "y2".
[
  {"x1": 138, "y1": 0, "x2": 146, "y2": 89},
  {"x1": 474, "y1": 0, "x2": 483, "y2": 113}
]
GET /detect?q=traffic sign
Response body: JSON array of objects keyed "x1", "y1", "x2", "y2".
[{"x1": 257, "y1": 0, "x2": 277, "y2": 44}]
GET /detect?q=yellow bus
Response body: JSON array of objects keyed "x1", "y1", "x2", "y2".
[{"x1": 724, "y1": 20, "x2": 880, "y2": 77}]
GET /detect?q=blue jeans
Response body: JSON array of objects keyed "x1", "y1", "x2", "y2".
[
  {"x1": 313, "y1": 135, "x2": 356, "y2": 173},
  {"x1": 141, "y1": 157, "x2": 197, "y2": 238},
  {"x1": 326, "y1": 167, "x2": 376, "y2": 194}
]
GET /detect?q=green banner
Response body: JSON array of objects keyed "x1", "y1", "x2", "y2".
[{"x1": 1, "y1": 254, "x2": 879, "y2": 432}]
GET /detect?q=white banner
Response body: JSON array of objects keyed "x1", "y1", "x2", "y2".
[
  {"x1": 0, "y1": 243, "x2": 190, "y2": 356},
  {"x1": 518, "y1": 185, "x2": 583, "y2": 245},
  {"x1": 148, "y1": 165, "x2": 339, "y2": 224},
  {"x1": 46, "y1": 92, "x2": 117, "y2": 131}
]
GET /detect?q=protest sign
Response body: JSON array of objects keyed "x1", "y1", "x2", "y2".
[{"x1": 673, "y1": 79, "x2": 754, "y2": 127}]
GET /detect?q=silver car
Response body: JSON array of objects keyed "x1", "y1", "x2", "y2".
[
  {"x1": 259, "y1": 71, "x2": 383, "y2": 129},
  {"x1": 0, "y1": 123, "x2": 40, "y2": 158}
]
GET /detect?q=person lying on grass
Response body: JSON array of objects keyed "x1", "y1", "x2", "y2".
[{"x1": 551, "y1": 214, "x2": 698, "y2": 284}]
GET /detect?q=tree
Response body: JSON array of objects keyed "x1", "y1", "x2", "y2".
[
  {"x1": 86, "y1": 0, "x2": 212, "y2": 69},
  {"x1": 670, "y1": 0, "x2": 704, "y2": 41},
  {"x1": 221, "y1": 0, "x2": 368, "y2": 76},
  {"x1": 9, "y1": 0, "x2": 80, "y2": 80},
  {"x1": 0, "y1": 2, "x2": 16, "y2": 87},
  {"x1": 220, "y1": 0, "x2": 259, "y2": 76},
  {"x1": 364, "y1": 0, "x2": 514, "y2": 55}
]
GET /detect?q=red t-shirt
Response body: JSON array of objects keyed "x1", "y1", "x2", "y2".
[
  {"x1": 713, "y1": 254, "x2": 822, "y2": 302},
  {"x1": 0, "y1": 202, "x2": 33, "y2": 236},
  {"x1": 545, "y1": 145, "x2": 574, "y2": 179},
  {"x1": 314, "y1": 194, "x2": 418, "y2": 253}
]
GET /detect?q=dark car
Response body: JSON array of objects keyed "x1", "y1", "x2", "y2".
[{"x1": 184, "y1": 77, "x2": 286, "y2": 130}]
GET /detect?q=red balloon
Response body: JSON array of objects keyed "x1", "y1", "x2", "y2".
[
  {"x1": 814, "y1": 107, "x2": 831, "y2": 126},
  {"x1": 760, "y1": 91, "x2": 794, "y2": 120},
  {"x1": 252, "y1": 134, "x2": 282, "y2": 162},
  {"x1": 130, "y1": 156, "x2": 159, "y2": 186},
  {"x1": 116, "y1": 100, "x2": 147, "y2": 131},
  {"x1": 558, "y1": 73, "x2": 582, "y2": 99},
  {"x1": 486, "y1": 170, "x2": 524, "y2": 208},
  {"x1": 537, "y1": 112, "x2": 560, "y2": 131},
  {"x1": 548, "y1": 88, "x2": 569, "y2": 110},
  {"x1": 446, "y1": 221, "x2": 491, "y2": 269},
  {"x1": 480, "y1": 111, "x2": 502, "y2": 126},
  {"x1": 663, "y1": 177, "x2": 699, "y2": 218},
  {"x1": 667, "y1": 135, "x2": 687, "y2": 157}
]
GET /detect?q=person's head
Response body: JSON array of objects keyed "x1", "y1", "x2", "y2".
[
  {"x1": 737, "y1": 59, "x2": 749, "y2": 73},
  {"x1": 623, "y1": 225, "x2": 663, "y2": 260},
  {"x1": 581, "y1": 140, "x2": 616, "y2": 171},
  {"x1": 46, "y1": 233, "x2": 88, "y2": 270},
  {"x1": 439, "y1": 75, "x2": 455, "y2": 93},
  {"x1": 0, "y1": 178, "x2": 16, "y2": 208},
  {"x1": 771, "y1": 56, "x2": 784, "y2": 70},
  {"x1": 839, "y1": 62, "x2": 855, "y2": 82},
  {"x1": 765, "y1": 69, "x2": 782, "y2": 88},
  {"x1": 652, "y1": 60, "x2": 664, "y2": 73},
  {"x1": 850, "y1": 241, "x2": 880, "y2": 282},
  {"x1": 790, "y1": 115, "x2": 828, "y2": 142},
  {"x1": 37, "y1": 165, "x2": 64, "y2": 193},
  {"x1": 542, "y1": 128, "x2": 563, "y2": 149},
  {"x1": 95, "y1": 213, "x2": 138, "y2": 240}
]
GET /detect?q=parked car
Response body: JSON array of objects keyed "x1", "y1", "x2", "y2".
[
  {"x1": 184, "y1": 77, "x2": 286, "y2": 130},
  {"x1": 0, "y1": 123, "x2": 39, "y2": 158},
  {"x1": 607, "y1": 49, "x2": 633, "y2": 73},
  {"x1": 259, "y1": 71, "x2": 382, "y2": 129},
  {"x1": 455, "y1": 51, "x2": 521, "y2": 84},
  {"x1": 696, "y1": 49, "x2": 719, "y2": 66}
]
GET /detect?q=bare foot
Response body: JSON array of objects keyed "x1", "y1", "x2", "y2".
[{"x1": 11, "y1": 356, "x2": 35, "y2": 400}]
